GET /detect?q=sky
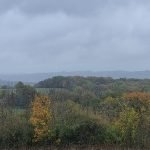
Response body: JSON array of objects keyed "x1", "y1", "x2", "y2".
[{"x1": 0, "y1": 0, "x2": 150, "y2": 73}]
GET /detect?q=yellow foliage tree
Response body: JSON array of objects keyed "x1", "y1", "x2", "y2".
[
  {"x1": 119, "y1": 92, "x2": 150, "y2": 147},
  {"x1": 116, "y1": 107, "x2": 140, "y2": 146},
  {"x1": 30, "y1": 95, "x2": 52, "y2": 142}
]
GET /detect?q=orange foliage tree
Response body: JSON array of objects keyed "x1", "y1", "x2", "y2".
[
  {"x1": 30, "y1": 95, "x2": 52, "y2": 142},
  {"x1": 123, "y1": 92, "x2": 150, "y2": 113}
]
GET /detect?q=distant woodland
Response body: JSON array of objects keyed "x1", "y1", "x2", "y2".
[{"x1": 0, "y1": 76, "x2": 149, "y2": 149}]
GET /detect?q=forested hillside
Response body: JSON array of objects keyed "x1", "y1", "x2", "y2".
[
  {"x1": 0, "y1": 76, "x2": 149, "y2": 149},
  {"x1": 1, "y1": 71, "x2": 150, "y2": 83}
]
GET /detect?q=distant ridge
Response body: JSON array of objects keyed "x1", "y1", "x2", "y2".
[
  {"x1": 1, "y1": 71, "x2": 150, "y2": 83},
  {"x1": 0, "y1": 79, "x2": 15, "y2": 87}
]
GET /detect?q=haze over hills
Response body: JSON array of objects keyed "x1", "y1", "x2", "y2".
[
  {"x1": 1, "y1": 71, "x2": 150, "y2": 84},
  {"x1": 0, "y1": 79, "x2": 15, "y2": 87}
]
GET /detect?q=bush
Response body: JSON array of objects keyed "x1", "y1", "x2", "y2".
[
  {"x1": 0, "y1": 108, "x2": 34, "y2": 148},
  {"x1": 49, "y1": 120, "x2": 107, "y2": 145}
]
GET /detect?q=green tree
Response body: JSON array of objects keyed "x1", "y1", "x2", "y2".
[{"x1": 15, "y1": 82, "x2": 36, "y2": 107}]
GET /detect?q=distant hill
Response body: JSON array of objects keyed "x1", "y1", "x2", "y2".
[
  {"x1": 1, "y1": 71, "x2": 150, "y2": 83},
  {"x1": 0, "y1": 79, "x2": 15, "y2": 87},
  {"x1": 0, "y1": 73, "x2": 50, "y2": 83},
  {"x1": 35, "y1": 76, "x2": 150, "y2": 98}
]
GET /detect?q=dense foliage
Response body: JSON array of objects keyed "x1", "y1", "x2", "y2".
[{"x1": 0, "y1": 77, "x2": 149, "y2": 148}]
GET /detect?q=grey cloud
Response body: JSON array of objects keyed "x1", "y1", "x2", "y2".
[
  {"x1": 0, "y1": 0, "x2": 103, "y2": 16},
  {"x1": 1, "y1": 0, "x2": 146, "y2": 16},
  {"x1": 0, "y1": 0, "x2": 150, "y2": 73}
]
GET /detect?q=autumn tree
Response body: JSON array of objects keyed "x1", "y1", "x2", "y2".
[
  {"x1": 116, "y1": 107, "x2": 140, "y2": 146},
  {"x1": 30, "y1": 95, "x2": 52, "y2": 142},
  {"x1": 118, "y1": 92, "x2": 150, "y2": 147},
  {"x1": 123, "y1": 92, "x2": 150, "y2": 113}
]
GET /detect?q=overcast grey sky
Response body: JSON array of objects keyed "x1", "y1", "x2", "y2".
[{"x1": 0, "y1": 0, "x2": 150, "y2": 73}]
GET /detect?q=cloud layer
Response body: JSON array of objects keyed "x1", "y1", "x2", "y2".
[{"x1": 0, "y1": 0, "x2": 150, "y2": 73}]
